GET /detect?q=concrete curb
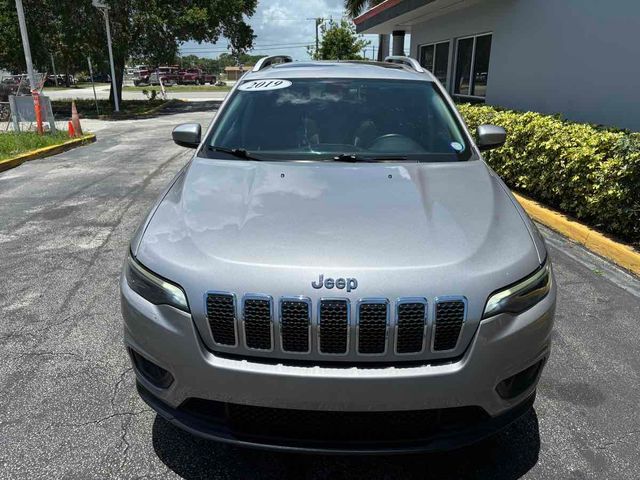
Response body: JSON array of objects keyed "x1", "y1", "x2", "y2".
[
  {"x1": 0, "y1": 134, "x2": 96, "y2": 173},
  {"x1": 514, "y1": 193, "x2": 640, "y2": 276}
]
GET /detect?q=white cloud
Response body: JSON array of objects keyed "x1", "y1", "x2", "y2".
[{"x1": 180, "y1": 0, "x2": 383, "y2": 61}]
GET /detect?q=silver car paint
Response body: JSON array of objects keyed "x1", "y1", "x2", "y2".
[
  {"x1": 135, "y1": 158, "x2": 541, "y2": 363},
  {"x1": 122, "y1": 276, "x2": 555, "y2": 415},
  {"x1": 122, "y1": 60, "x2": 555, "y2": 419}
]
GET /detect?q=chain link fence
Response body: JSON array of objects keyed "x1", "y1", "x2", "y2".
[{"x1": 0, "y1": 73, "x2": 47, "y2": 131}]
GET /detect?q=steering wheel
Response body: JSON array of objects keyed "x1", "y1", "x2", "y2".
[{"x1": 369, "y1": 133, "x2": 423, "y2": 153}]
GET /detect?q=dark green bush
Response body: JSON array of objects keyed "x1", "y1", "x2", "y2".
[{"x1": 458, "y1": 104, "x2": 640, "y2": 246}]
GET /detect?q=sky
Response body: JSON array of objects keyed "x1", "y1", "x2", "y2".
[{"x1": 179, "y1": 0, "x2": 409, "y2": 62}]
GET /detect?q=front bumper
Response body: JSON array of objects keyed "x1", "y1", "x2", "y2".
[{"x1": 122, "y1": 278, "x2": 555, "y2": 452}]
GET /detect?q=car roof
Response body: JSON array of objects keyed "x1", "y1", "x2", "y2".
[{"x1": 242, "y1": 60, "x2": 436, "y2": 82}]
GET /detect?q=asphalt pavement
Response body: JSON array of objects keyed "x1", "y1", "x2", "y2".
[{"x1": 1, "y1": 103, "x2": 639, "y2": 479}]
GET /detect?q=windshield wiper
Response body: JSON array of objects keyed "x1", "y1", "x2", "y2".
[
  {"x1": 332, "y1": 153, "x2": 408, "y2": 162},
  {"x1": 208, "y1": 146, "x2": 263, "y2": 161}
]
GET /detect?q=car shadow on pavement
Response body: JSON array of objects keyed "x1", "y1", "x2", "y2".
[{"x1": 151, "y1": 407, "x2": 540, "y2": 479}]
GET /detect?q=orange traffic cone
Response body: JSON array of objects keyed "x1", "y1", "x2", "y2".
[
  {"x1": 71, "y1": 101, "x2": 83, "y2": 136},
  {"x1": 68, "y1": 120, "x2": 76, "y2": 138}
]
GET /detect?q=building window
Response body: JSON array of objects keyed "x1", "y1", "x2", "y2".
[
  {"x1": 418, "y1": 41, "x2": 450, "y2": 87},
  {"x1": 454, "y1": 33, "x2": 492, "y2": 98}
]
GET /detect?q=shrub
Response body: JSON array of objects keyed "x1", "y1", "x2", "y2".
[{"x1": 457, "y1": 104, "x2": 640, "y2": 246}]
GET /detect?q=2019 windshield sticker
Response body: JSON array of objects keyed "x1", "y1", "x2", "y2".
[{"x1": 238, "y1": 79, "x2": 292, "y2": 91}]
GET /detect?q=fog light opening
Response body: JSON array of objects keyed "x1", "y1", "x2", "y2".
[
  {"x1": 129, "y1": 348, "x2": 174, "y2": 389},
  {"x1": 496, "y1": 358, "x2": 545, "y2": 399}
]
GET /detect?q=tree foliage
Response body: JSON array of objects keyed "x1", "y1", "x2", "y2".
[
  {"x1": 0, "y1": 0, "x2": 257, "y2": 102},
  {"x1": 310, "y1": 19, "x2": 369, "y2": 61},
  {"x1": 178, "y1": 52, "x2": 263, "y2": 73},
  {"x1": 344, "y1": 0, "x2": 385, "y2": 18},
  {"x1": 459, "y1": 103, "x2": 640, "y2": 245},
  {"x1": 344, "y1": 0, "x2": 388, "y2": 61}
]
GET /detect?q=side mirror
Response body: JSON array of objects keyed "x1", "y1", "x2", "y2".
[
  {"x1": 477, "y1": 124, "x2": 506, "y2": 151},
  {"x1": 172, "y1": 123, "x2": 201, "y2": 148}
]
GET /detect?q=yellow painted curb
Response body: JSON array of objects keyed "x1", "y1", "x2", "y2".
[
  {"x1": 0, "y1": 134, "x2": 96, "y2": 173},
  {"x1": 514, "y1": 193, "x2": 640, "y2": 276}
]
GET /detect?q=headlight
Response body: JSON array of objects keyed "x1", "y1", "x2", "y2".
[
  {"x1": 125, "y1": 253, "x2": 189, "y2": 312},
  {"x1": 483, "y1": 260, "x2": 552, "y2": 318}
]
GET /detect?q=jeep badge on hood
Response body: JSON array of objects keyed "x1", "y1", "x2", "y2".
[{"x1": 312, "y1": 274, "x2": 358, "y2": 292}]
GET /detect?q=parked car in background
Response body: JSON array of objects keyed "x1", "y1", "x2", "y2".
[
  {"x1": 44, "y1": 74, "x2": 77, "y2": 87},
  {"x1": 90, "y1": 73, "x2": 111, "y2": 83},
  {"x1": 179, "y1": 68, "x2": 216, "y2": 85}
]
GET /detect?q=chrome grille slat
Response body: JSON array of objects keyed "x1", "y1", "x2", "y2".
[
  {"x1": 243, "y1": 296, "x2": 273, "y2": 350},
  {"x1": 319, "y1": 299, "x2": 349, "y2": 354},
  {"x1": 280, "y1": 298, "x2": 311, "y2": 353},
  {"x1": 206, "y1": 293, "x2": 237, "y2": 346},
  {"x1": 433, "y1": 298, "x2": 466, "y2": 351}
]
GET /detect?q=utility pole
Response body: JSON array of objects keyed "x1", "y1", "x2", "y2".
[
  {"x1": 307, "y1": 17, "x2": 322, "y2": 56},
  {"x1": 15, "y1": 0, "x2": 43, "y2": 134},
  {"x1": 93, "y1": 0, "x2": 119, "y2": 112}
]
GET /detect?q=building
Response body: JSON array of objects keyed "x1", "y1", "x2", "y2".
[
  {"x1": 355, "y1": 0, "x2": 640, "y2": 131},
  {"x1": 224, "y1": 65, "x2": 254, "y2": 81}
]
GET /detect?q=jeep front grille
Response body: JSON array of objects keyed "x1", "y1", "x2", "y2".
[
  {"x1": 433, "y1": 299, "x2": 466, "y2": 351},
  {"x1": 243, "y1": 296, "x2": 272, "y2": 350},
  {"x1": 205, "y1": 293, "x2": 467, "y2": 361},
  {"x1": 280, "y1": 298, "x2": 311, "y2": 353},
  {"x1": 206, "y1": 293, "x2": 237, "y2": 346},
  {"x1": 396, "y1": 300, "x2": 427, "y2": 354},
  {"x1": 357, "y1": 301, "x2": 388, "y2": 354},
  {"x1": 319, "y1": 299, "x2": 349, "y2": 354}
]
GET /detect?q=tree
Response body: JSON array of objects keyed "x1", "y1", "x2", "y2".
[
  {"x1": 179, "y1": 55, "x2": 220, "y2": 73},
  {"x1": 344, "y1": 0, "x2": 389, "y2": 61},
  {"x1": 0, "y1": 0, "x2": 257, "y2": 105},
  {"x1": 99, "y1": 0, "x2": 257, "y2": 106},
  {"x1": 310, "y1": 19, "x2": 369, "y2": 61},
  {"x1": 217, "y1": 52, "x2": 263, "y2": 69}
]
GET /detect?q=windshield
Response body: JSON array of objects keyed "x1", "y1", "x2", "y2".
[{"x1": 206, "y1": 78, "x2": 471, "y2": 162}]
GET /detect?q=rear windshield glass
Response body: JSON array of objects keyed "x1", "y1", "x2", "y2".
[{"x1": 206, "y1": 78, "x2": 470, "y2": 162}]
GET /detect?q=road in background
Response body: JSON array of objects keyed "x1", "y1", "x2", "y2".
[
  {"x1": 0, "y1": 104, "x2": 639, "y2": 479},
  {"x1": 42, "y1": 84, "x2": 228, "y2": 102}
]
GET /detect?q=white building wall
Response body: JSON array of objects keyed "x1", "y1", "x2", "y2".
[{"x1": 410, "y1": 0, "x2": 640, "y2": 131}]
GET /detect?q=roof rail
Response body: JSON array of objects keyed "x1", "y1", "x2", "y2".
[
  {"x1": 252, "y1": 55, "x2": 293, "y2": 72},
  {"x1": 384, "y1": 56, "x2": 425, "y2": 73}
]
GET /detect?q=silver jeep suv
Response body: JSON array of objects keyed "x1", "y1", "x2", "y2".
[{"x1": 121, "y1": 56, "x2": 556, "y2": 453}]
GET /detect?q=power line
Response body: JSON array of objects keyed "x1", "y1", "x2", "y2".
[
  {"x1": 181, "y1": 45, "x2": 313, "y2": 56},
  {"x1": 181, "y1": 41, "x2": 313, "y2": 52}
]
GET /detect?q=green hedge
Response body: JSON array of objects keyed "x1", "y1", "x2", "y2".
[{"x1": 457, "y1": 104, "x2": 640, "y2": 246}]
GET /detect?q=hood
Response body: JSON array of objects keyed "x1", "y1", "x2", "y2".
[{"x1": 135, "y1": 158, "x2": 541, "y2": 321}]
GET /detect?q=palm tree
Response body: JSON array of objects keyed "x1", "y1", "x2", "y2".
[{"x1": 344, "y1": 0, "x2": 389, "y2": 61}]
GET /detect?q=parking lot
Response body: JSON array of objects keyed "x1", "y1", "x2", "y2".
[{"x1": 1, "y1": 104, "x2": 639, "y2": 479}]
